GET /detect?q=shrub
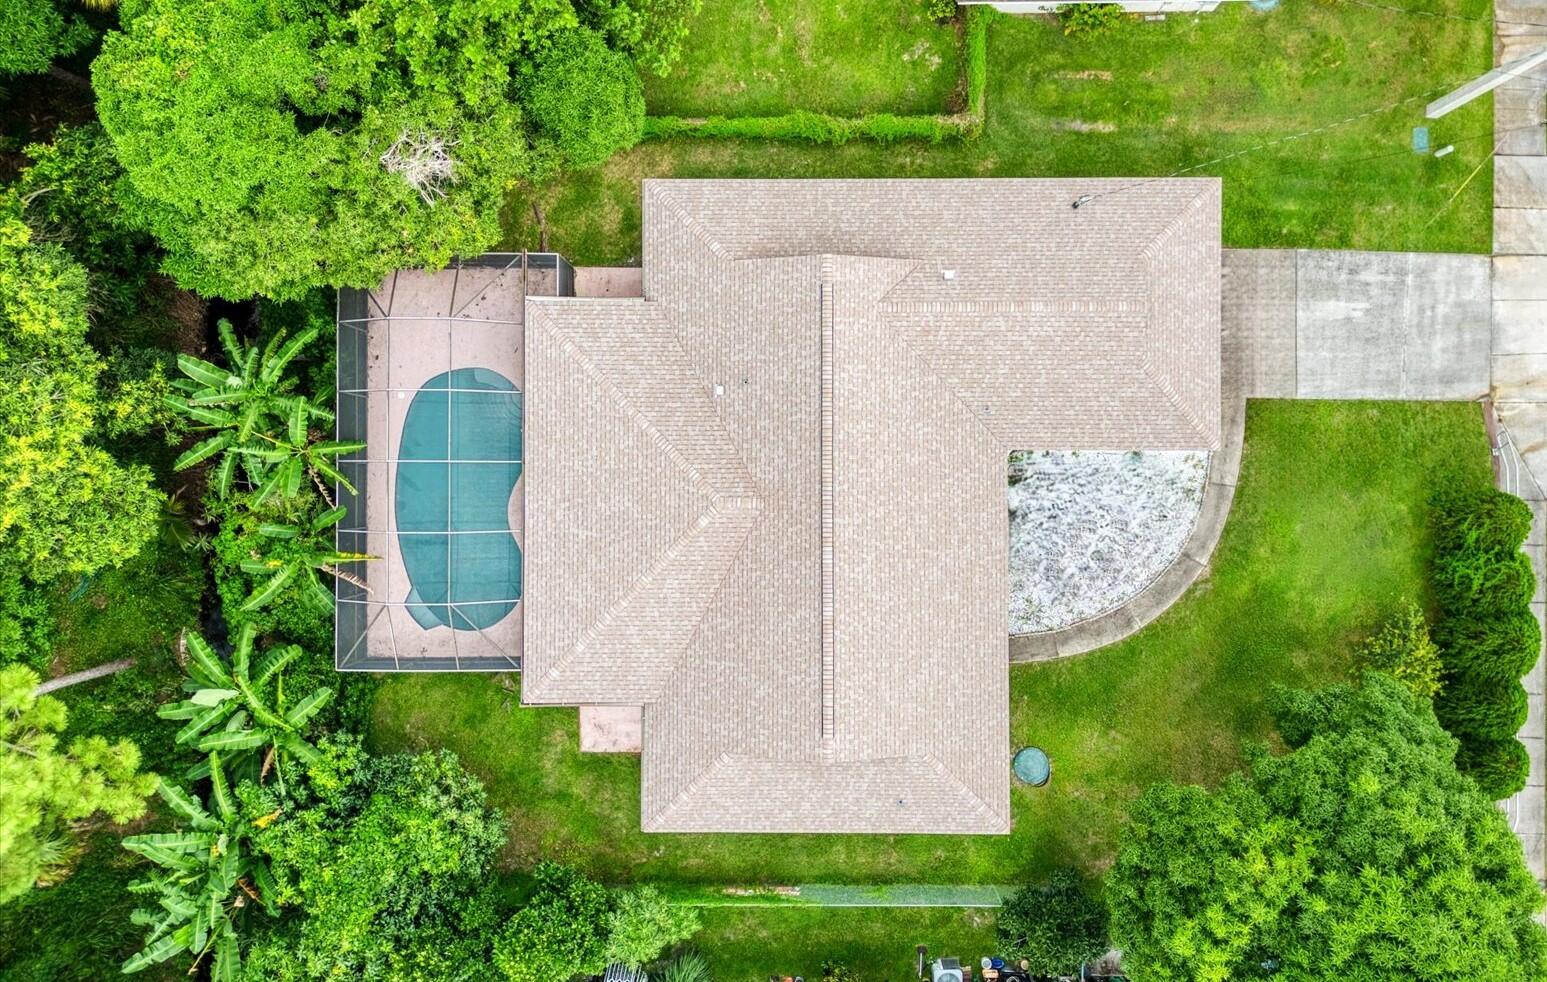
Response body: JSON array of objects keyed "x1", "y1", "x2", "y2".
[
  {"x1": 494, "y1": 863, "x2": 612, "y2": 982},
  {"x1": 1458, "y1": 737, "x2": 1532, "y2": 801},
  {"x1": 247, "y1": 738, "x2": 507, "y2": 979},
  {"x1": 925, "y1": 0, "x2": 957, "y2": 21},
  {"x1": 1057, "y1": 3, "x2": 1127, "y2": 38},
  {"x1": 1437, "y1": 609, "x2": 1542, "y2": 686},
  {"x1": 659, "y1": 951, "x2": 712, "y2": 982},
  {"x1": 1358, "y1": 601, "x2": 1443, "y2": 699},
  {"x1": 998, "y1": 869, "x2": 1109, "y2": 976},
  {"x1": 0, "y1": 570, "x2": 53, "y2": 673},
  {"x1": 1435, "y1": 488, "x2": 1535, "y2": 558},
  {"x1": 605, "y1": 886, "x2": 701, "y2": 968},
  {"x1": 964, "y1": 5, "x2": 991, "y2": 121},
  {"x1": 1437, "y1": 549, "x2": 1537, "y2": 616},
  {"x1": 523, "y1": 27, "x2": 646, "y2": 168},
  {"x1": 1436, "y1": 679, "x2": 1530, "y2": 742}
]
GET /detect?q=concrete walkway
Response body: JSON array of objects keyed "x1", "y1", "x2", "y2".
[{"x1": 1491, "y1": 0, "x2": 1547, "y2": 887}]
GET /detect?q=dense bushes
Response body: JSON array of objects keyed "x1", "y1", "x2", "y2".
[
  {"x1": 997, "y1": 869, "x2": 1108, "y2": 976},
  {"x1": 524, "y1": 27, "x2": 646, "y2": 168},
  {"x1": 1109, "y1": 674, "x2": 1547, "y2": 980},
  {"x1": 1056, "y1": 3, "x2": 1128, "y2": 38},
  {"x1": 1431, "y1": 488, "x2": 1540, "y2": 798}
]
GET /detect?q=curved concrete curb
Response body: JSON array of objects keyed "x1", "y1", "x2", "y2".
[{"x1": 1009, "y1": 395, "x2": 1245, "y2": 664}]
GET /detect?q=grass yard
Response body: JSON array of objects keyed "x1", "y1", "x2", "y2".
[
  {"x1": 644, "y1": 0, "x2": 962, "y2": 116},
  {"x1": 696, "y1": 907, "x2": 997, "y2": 982},
  {"x1": 369, "y1": 400, "x2": 1493, "y2": 887},
  {"x1": 508, "y1": 1, "x2": 1493, "y2": 261}
]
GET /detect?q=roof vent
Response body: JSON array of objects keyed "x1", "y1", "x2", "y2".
[
  {"x1": 941, "y1": 269, "x2": 957, "y2": 280},
  {"x1": 713, "y1": 383, "x2": 725, "y2": 397}
]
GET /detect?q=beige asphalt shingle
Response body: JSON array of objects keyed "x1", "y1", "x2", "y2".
[{"x1": 522, "y1": 179, "x2": 1221, "y2": 834}]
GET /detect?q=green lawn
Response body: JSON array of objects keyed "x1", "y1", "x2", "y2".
[
  {"x1": 509, "y1": 1, "x2": 1493, "y2": 262},
  {"x1": 696, "y1": 907, "x2": 997, "y2": 982},
  {"x1": 644, "y1": 0, "x2": 962, "y2": 116},
  {"x1": 369, "y1": 400, "x2": 1493, "y2": 887}
]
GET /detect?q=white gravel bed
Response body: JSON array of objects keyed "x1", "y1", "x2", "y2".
[{"x1": 1008, "y1": 450, "x2": 1210, "y2": 635}]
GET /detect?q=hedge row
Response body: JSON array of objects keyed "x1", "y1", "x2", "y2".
[
  {"x1": 1431, "y1": 487, "x2": 1541, "y2": 799},
  {"x1": 643, "y1": 7, "x2": 992, "y2": 146}
]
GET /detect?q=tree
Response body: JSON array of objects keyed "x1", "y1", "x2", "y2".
[
  {"x1": 121, "y1": 755, "x2": 277, "y2": 981},
  {"x1": 0, "y1": 191, "x2": 159, "y2": 581},
  {"x1": 1355, "y1": 601, "x2": 1442, "y2": 699},
  {"x1": 94, "y1": 0, "x2": 563, "y2": 299},
  {"x1": 155, "y1": 624, "x2": 333, "y2": 789},
  {"x1": 522, "y1": 27, "x2": 645, "y2": 167},
  {"x1": 243, "y1": 737, "x2": 507, "y2": 980},
  {"x1": 0, "y1": 665, "x2": 157, "y2": 905},
  {"x1": 494, "y1": 862, "x2": 612, "y2": 982},
  {"x1": 1107, "y1": 674, "x2": 1547, "y2": 982},
  {"x1": 576, "y1": 0, "x2": 702, "y2": 77},
  {"x1": 605, "y1": 885, "x2": 700, "y2": 968},
  {"x1": 164, "y1": 319, "x2": 339, "y2": 500},
  {"x1": 0, "y1": 0, "x2": 92, "y2": 78},
  {"x1": 997, "y1": 869, "x2": 1108, "y2": 977}
]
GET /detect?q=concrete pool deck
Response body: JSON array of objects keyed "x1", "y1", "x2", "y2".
[{"x1": 336, "y1": 261, "x2": 558, "y2": 669}]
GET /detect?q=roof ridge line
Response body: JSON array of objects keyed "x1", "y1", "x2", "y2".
[
  {"x1": 536, "y1": 488, "x2": 762, "y2": 694},
  {"x1": 922, "y1": 753, "x2": 1008, "y2": 830},
  {"x1": 534, "y1": 307, "x2": 752, "y2": 500},
  {"x1": 648, "y1": 183, "x2": 730, "y2": 261},
  {"x1": 643, "y1": 751, "x2": 736, "y2": 831}
]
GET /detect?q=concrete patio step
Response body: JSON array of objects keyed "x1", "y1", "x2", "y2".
[{"x1": 1496, "y1": 207, "x2": 1547, "y2": 254}]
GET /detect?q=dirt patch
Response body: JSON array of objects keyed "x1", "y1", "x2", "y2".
[
  {"x1": 1053, "y1": 69, "x2": 1114, "y2": 80},
  {"x1": 1053, "y1": 119, "x2": 1118, "y2": 133}
]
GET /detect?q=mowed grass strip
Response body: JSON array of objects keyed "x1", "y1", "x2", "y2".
[
  {"x1": 510, "y1": 1, "x2": 1493, "y2": 261},
  {"x1": 644, "y1": 0, "x2": 962, "y2": 117},
  {"x1": 694, "y1": 906, "x2": 997, "y2": 981},
  {"x1": 368, "y1": 401, "x2": 1492, "y2": 884}
]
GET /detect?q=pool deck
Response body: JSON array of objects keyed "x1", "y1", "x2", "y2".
[{"x1": 339, "y1": 260, "x2": 557, "y2": 669}]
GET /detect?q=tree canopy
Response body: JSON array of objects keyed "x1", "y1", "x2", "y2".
[
  {"x1": 0, "y1": 190, "x2": 158, "y2": 581},
  {"x1": 494, "y1": 862, "x2": 613, "y2": 982},
  {"x1": 1, "y1": 665, "x2": 157, "y2": 905},
  {"x1": 997, "y1": 869, "x2": 1108, "y2": 977},
  {"x1": 522, "y1": 27, "x2": 645, "y2": 168},
  {"x1": 1107, "y1": 673, "x2": 1547, "y2": 981},
  {"x1": 94, "y1": 0, "x2": 653, "y2": 299},
  {"x1": 0, "y1": 0, "x2": 92, "y2": 77}
]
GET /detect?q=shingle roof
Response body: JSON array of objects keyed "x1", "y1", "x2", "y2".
[{"x1": 522, "y1": 179, "x2": 1221, "y2": 834}]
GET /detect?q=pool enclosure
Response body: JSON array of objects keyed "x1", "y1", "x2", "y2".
[{"x1": 333, "y1": 253, "x2": 574, "y2": 671}]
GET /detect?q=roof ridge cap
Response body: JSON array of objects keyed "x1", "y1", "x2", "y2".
[
  {"x1": 648, "y1": 183, "x2": 730, "y2": 261},
  {"x1": 643, "y1": 752, "x2": 736, "y2": 831},
  {"x1": 921, "y1": 753, "x2": 1009, "y2": 830}
]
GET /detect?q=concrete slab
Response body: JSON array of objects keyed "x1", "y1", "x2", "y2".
[
  {"x1": 1295, "y1": 251, "x2": 1491, "y2": 400},
  {"x1": 579, "y1": 705, "x2": 643, "y2": 752},
  {"x1": 1495, "y1": 354, "x2": 1547, "y2": 402},
  {"x1": 1499, "y1": 157, "x2": 1547, "y2": 208},
  {"x1": 1495, "y1": 256, "x2": 1547, "y2": 300},
  {"x1": 1221, "y1": 249, "x2": 1296, "y2": 398},
  {"x1": 1494, "y1": 300, "x2": 1547, "y2": 354},
  {"x1": 573, "y1": 266, "x2": 644, "y2": 299},
  {"x1": 1496, "y1": 208, "x2": 1547, "y2": 255}
]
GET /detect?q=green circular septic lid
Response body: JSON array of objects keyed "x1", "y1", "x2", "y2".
[{"x1": 1013, "y1": 747, "x2": 1051, "y2": 787}]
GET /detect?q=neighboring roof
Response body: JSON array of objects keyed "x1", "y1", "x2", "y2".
[{"x1": 522, "y1": 179, "x2": 1222, "y2": 834}]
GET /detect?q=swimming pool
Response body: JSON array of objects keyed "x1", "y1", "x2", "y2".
[{"x1": 395, "y1": 367, "x2": 522, "y2": 631}]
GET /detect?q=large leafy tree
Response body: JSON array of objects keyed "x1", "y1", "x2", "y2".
[
  {"x1": 521, "y1": 27, "x2": 645, "y2": 168},
  {"x1": 242, "y1": 737, "x2": 506, "y2": 980},
  {"x1": 93, "y1": 0, "x2": 567, "y2": 299},
  {"x1": 0, "y1": 665, "x2": 157, "y2": 905},
  {"x1": 0, "y1": 191, "x2": 159, "y2": 581},
  {"x1": 1107, "y1": 674, "x2": 1547, "y2": 982}
]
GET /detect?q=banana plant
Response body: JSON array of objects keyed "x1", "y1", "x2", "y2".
[
  {"x1": 238, "y1": 505, "x2": 374, "y2": 615},
  {"x1": 235, "y1": 399, "x2": 363, "y2": 508},
  {"x1": 121, "y1": 755, "x2": 276, "y2": 981},
  {"x1": 164, "y1": 320, "x2": 335, "y2": 499},
  {"x1": 157, "y1": 624, "x2": 333, "y2": 790}
]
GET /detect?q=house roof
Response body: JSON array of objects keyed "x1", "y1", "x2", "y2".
[{"x1": 521, "y1": 179, "x2": 1221, "y2": 834}]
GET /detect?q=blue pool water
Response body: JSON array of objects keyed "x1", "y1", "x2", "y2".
[{"x1": 395, "y1": 367, "x2": 522, "y2": 630}]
